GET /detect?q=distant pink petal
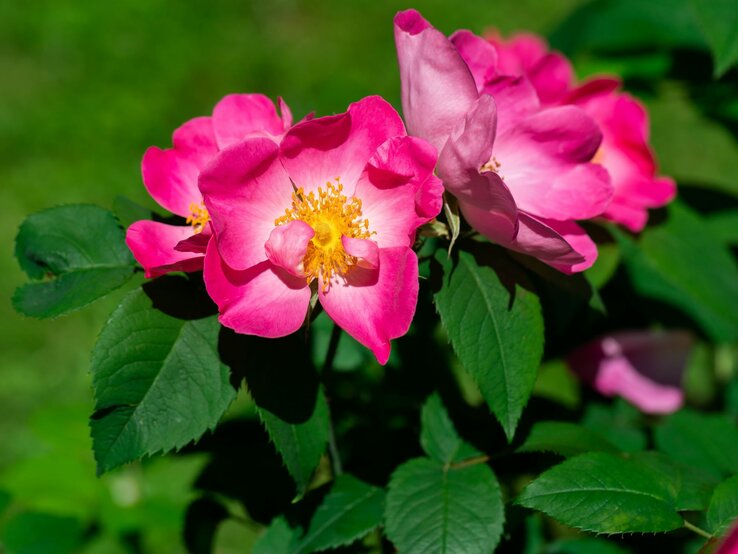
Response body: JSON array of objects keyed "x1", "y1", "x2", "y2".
[
  {"x1": 171, "y1": 116, "x2": 218, "y2": 169},
  {"x1": 394, "y1": 9, "x2": 478, "y2": 153},
  {"x1": 203, "y1": 241, "x2": 310, "y2": 338},
  {"x1": 280, "y1": 96, "x2": 405, "y2": 194},
  {"x1": 265, "y1": 220, "x2": 314, "y2": 278},
  {"x1": 342, "y1": 236, "x2": 379, "y2": 269},
  {"x1": 357, "y1": 135, "x2": 442, "y2": 248},
  {"x1": 488, "y1": 32, "x2": 548, "y2": 76},
  {"x1": 141, "y1": 146, "x2": 201, "y2": 217},
  {"x1": 211, "y1": 93, "x2": 286, "y2": 149},
  {"x1": 126, "y1": 220, "x2": 204, "y2": 278},
  {"x1": 605, "y1": 175, "x2": 676, "y2": 232},
  {"x1": 449, "y1": 30, "x2": 498, "y2": 91},
  {"x1": 200, "y1": 137, "x2": 293, "y2": 271},
  {"x1": 495, "y1": 106, "x2": 612, "y2": 220},
  {"x1": 527, "y1": 52, "x2": 575, "y2": 105},
  {"x1": 568, "y1": 331, "x2": 693, "y2": 414},
  {"x1": 565, "y1": 76, "x2": 621, "y2": 105},
  {"x1": 319, "y1": 247, "x2": 418, "y2": 365},
  {"x1": 717, "y1": 521, "x2": 738, "y2": 554}
]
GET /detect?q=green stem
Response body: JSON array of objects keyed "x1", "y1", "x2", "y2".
[
  {"x1": 324, "y1": 324, "x2": 344, "y2": 476},
  {"x1": 683, "y1": 520, "x2": 712, "y2": 540},
  {"x1": 449, "y1": 454, "x2": 490, "y2": 470}
]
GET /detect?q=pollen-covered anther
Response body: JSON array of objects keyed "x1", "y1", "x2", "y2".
[
  {"x1": 274, "y1": 178, "x2": 374, "y2": 289},
  {"x1": 481, "y1": 156, "x2": 503, "y2": 176},
  {"x1": 186, "y1": 202, "x2": 210, "y2": 234}
]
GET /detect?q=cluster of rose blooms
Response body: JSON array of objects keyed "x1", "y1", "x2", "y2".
[{"x1": 125, "y1": 10, "x2": 676, "y2": 370}]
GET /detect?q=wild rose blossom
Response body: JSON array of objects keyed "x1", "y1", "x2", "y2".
[
  {"x1": 488, "y1": 32, "x2": 676, "y2": 231},
  {"x1": 126, "y1": 94, "x2": 293, "y2": 277},
  {"x1": 394, "y1": 9, "x2": 612, "y2": 273},
  {"x1": 567, "y1": 330, "x2": 693, "y2": 414},
  {"x1": 199, "y1": 96, "x2": 443, "y2": 364}
]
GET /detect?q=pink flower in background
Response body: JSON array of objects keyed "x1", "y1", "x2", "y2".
[
  {"x1": 717, "y1": 520, "x2": 738, "y2": 554},
  {"x1": 394, "y1": 10, "x2": 612, "y2": 273},
  {"x1": 126, "y1": 94, "x2": 293, "y2": 277},
  {"x1": 567, "y1": 330, "x2": 693, "y2": 414},
  {"x1": 488, "y1": 31, "x2": 676, "y2": 231},
  {"x1": 200, "y1": 96, "x2": 443, "y2": 364}
]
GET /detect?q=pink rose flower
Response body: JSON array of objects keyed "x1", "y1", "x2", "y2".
[
  {"x1": 717, "y1": 520, "x2": 738, "y2": 554},
  {"x1": 394, "y1": 10, "x2": 612, "y2": 273},
  {"x1": 567, "y1": 330, "x2": 693, "y2": 414},
  {"x1": 199, "y1": 96, "x2": 443, "y2": 364},
  {"x1": 126, "y1": 94, "x2": 293, "y2": 277},
  {"x1": 487, "y1": 32, "x2": 676, "y2": 232}
]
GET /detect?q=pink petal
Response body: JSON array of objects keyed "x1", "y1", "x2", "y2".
[
  {"x1": 265, "y1": 220, "x2": 314, "y2": 278},
  {"x1": 141, "y1": 146, "x2": 201, "y2": 218},
  {"x1": 488, "y1": 32, "x2": 548, "y2": 76},
  {"x1": 342, "y1": 236, "x2": 379, "y2": 269},
  {"x1": 356, "y1": 135, "x2": 443, "y2": 248},
  {"x1": 481, "y1": 75, "x2": 540, "y2": 136},
  {"x1": 278, "y1": 97, "x2": 293, "y2": 129},
  {"x1": 717, "y1": 521, "x2": 738, "y2": 554},
  {"x1": 435, "y1": 95, "x2": 519, "y2": 241},
  {"x1": 203, "y1": 241, "x2": 310, "y2": 338},
  {"x1": 280, "y1": 96, "x2": 405, "y2": 194},
  {"x1": 568, "y1": 331, "x2": 693, "y2": 415},
  {"x1": 211, "y1": 93, "x2": 286, "y2": 149},
  {"x1": 604, "y1": 175, "x2": 676, "y2": 232},
  {"x1": 495, "y1": 106, "x2": 612, "y2": 220},
  {"x1": 449, "y1": 29, "x2": 498, "y2": 91},
  {"x1": 527, "y1": 52, "x2": 575, "y2": 105},
  {"x1": 200, "y1": 137, "x2": 293, "y2": 271},
  {"x1": 565, "y1": 76, "x2": 621, "y2": 105},
  {"x1": 394, "y1": 9, "x2": 479, "y2": 154},
  {"x1": 171, "y1": 116, "x2": 218, "y2": 169},
  {"x1": 126, "y1": 220, "x2": 205, "y2": 278},
  {"x1": 542, "y1": 218, "x2": 598, "y2": 274},
  {"x1": 318, "y1": 246, "x2": 418, "y2": 365},
  {"x1": 175, "y1": 226, "x2": 211, "y2": 254}
]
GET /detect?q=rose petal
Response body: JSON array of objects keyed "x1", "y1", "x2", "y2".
[
  {"x1": 212, "y1": 93, "x2": 286, "y2": 149},
  {"x1": 265, "y1": 220, "x2": 314, "y2": 278},
  {"x1": 126, "y1": 220, "x2": 205, "y2": 278}
]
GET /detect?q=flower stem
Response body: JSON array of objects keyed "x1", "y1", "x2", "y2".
[
  {"x1": 324, "y1": 323, "x2": 343, "y2": 476},
  {"x1": 683, "y1": 520, "x2": 712, "y2": 540},
  {"x1": 449, "y1": 454, "x2": 490, "y2": 470}
]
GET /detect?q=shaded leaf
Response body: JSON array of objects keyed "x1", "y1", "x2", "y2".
[
  {"x1": 420, "y1": 393, "x2": 480, "y2": 465},
  {"x1": 297, "y1": 474, "x2": 385, "y2": 552},
  {"x1": 516, "y1": 453, "x2": 683, "y2": 533},
  {"x1": 532, "y1": 361, "x2": 581, "y2": 410},
  {"x1": 434, "y1": 246, "x2": 544, "y2": 441},
  {"x1": 13, "y1": 204, "x2": 135, "y2": 318},
  {"x1": 385, "y1": 457, "x2": 504, "y2": 554},
  {"x1": 1, "y1": 512, "x2": 84, "y2": 554},
  {"x1": 184, "y1": 497, "x2": 230, "y2": 554},
  {"x1": 253, "y1": 516, "x2": 301, "y2": 554},
  {"x1": 90, "y1": 288, "x2": 236, "y2": 473},
  {"x1": 517, "y1": 421, "x2": 619, "y2": 458},
  {"x1": 690, "y1": 0, "x2": 738, "y2": 76},
  {"x1": 581, "y1": 401, "x2": 647, "y2": 453},
  {"x1": 707, "y1": 475, "x2": 738, "y2": 535}
]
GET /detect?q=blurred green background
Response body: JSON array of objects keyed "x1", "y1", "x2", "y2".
[{"x1": 2, "y1": 0, "x2": 737, "y2": 552}]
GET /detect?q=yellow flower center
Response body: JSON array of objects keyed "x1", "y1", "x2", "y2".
[
  {"x1": 274, "y1": 178, "x2": 373, "y2": 289},
  {"x1": 186, "y1": 202, "x2": 209, "y2": 234}
]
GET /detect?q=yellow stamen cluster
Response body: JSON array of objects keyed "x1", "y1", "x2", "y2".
[
  {"x1": 186, "y1": 202, "x2": 210, "y2": 234},
  {"x1": 481, "y1": 157, "x2": 503, "y2": 178},
  {"x1": 274, "y1": 178, "x2": 373, "y2": 289}
]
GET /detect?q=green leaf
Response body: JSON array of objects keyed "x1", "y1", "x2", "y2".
[
  {"x1": 533, "y1": 361, "x2": 580, "y2": 409},
  {"x1": 1, "y1": 512, "x2": 85, "y2": 554},
  {"x1": 690, "y1": 0, "x2": 738, "y2": 76},
  {"x1": 434, "y1": 246, "x2": 544, "y2": 441},
  {"x1": 443, "y1": 192, "x2": 462, "y2": 255},
  {"x1": 613, "y1": 202, "x2": 738, "y2": 342},
  {"x1": 548, "y1": 537, "x2": 629, "y2": 554},
  {"x1": 297, "y1": 475, "x2": 385, "y2": 552},
  {"x1": 385, "y1": 457, "x2": 504, "y2": 554},
  {"x1": 257, "y1": 391, "x2": 330, "y2": 497},
  {"x1": 184, "y1": 497, "x2": 230, "y2": 554},
  {"x1": 253, "y1": 516, "x2": 301, "y2": 554},
  {"x1": 707, "y1": 475, "x2": 738, "y2": 535},
  {"x1": 654, "y1": 409, "x2": 738, "y2": 480},
  {"x1": 585, "y1": 242, "x2": 620, "y2": 290},
  {"x1": 0, "y1": 490, "x2": 10, "y2": 516},
  {"x1": 517, "y1": 421, "x2": 619, "y2": 458},
  {"x1": 708, "y1": 211, "x2": 738, "y2": 245},
  {"x1": 13, "y1": 204, "x2": 135, "y2": 318},
  {"x1": 420, "y1": 393, "x2": 480, "y2": 465},
  {"x1": 90, "y1": 288, "x2": 236, "y2": 473},
  {"x1": 581, "y1": 401, "x2": 647, "y2": 453},
  {"x1": 516, "y1": 453, "x2": 683, "y2": 534}
]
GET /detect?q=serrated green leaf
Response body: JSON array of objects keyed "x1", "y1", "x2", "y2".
[
  {"x1": 297, "y1": 474, "x2": 385, "y2": 552},
  {"x1": 690, "y1": 0, "x2": 738, "y2": 76},
  {"x1": 421, "y1": 393, "x2": 480, "y2": 465},
  {"x1": 258, "y1": 390, "x2": 330, "y2": 496},
  {"x1": 654, "y1": 409, "x2": 738, "y2": 480},
  {"x1": 516, "y1": 453, "x2": 683, "y2": 534},
  {"x1": 385, "y1": 457, "x2": 504, "y2": 554},
  {"x1": 253, "y1": 516, "x2": 301, "y2": 554},
  {"x1": 13, "y1": 204, "x2": 135, "y2": 318},
  {"x1": 90, "y1": 287, "x2": 236, "y2": 473},
  {"x1": 707, "y1": 475, "x2": 738, "y2": 535},
  {"x1": 613, "y1": 202, "x2": 738, "y2": 343},
  {"x1": 517, "y1": 421, "x2": 619, "y2": 458},
  {"x1": 434, "y1": 246, "x2": 544, "y2": 441}
]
